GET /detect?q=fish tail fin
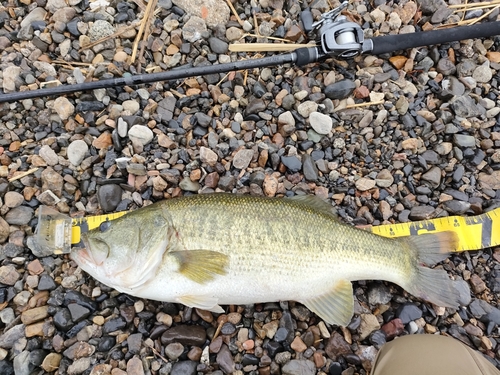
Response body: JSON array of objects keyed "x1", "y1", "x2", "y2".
[
  {"x1": 404, "y1": 232, "x2": 462, "y2": 308},
  {"x1": 409, "y1": 231, "x2": 459, "y2": 266}
]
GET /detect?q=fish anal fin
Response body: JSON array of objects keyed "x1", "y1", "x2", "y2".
[
  {"x1": 171, "y1": 250, "x2": 228, "y2": 284},
  {"x1": 302, "y1": 279, "x2": 354, "y2": 326},
  {"x1": 177, "y1": 294, "x2": 224, "y2": 313},
  {"x1": 287, "y1": 195, "x2": 338, "y2": 218}
]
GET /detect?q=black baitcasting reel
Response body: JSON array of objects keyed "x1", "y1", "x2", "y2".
[
  {"x1": 300, "y1": 1, "x2": 370, "y2": 59},
  {"x1": 1, "y1": 2, "x2": 500, "y2": 103}
]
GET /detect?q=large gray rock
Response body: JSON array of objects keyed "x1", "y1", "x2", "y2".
[
  {"x1": 172, "y1": 0, "x2": 229, "y2": 28},
  {"x1": 282, "y1": 360, "x2": 315, "y2": 375}
]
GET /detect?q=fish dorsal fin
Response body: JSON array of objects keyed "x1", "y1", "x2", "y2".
[
  {"x1": 170, "y1": 250, "x2": 228, "y2": 284},
  {"x1": 302, "y1": 279, "x2": 354, "y2": 326},
  {"x1": 287, "y1": 195, "x2": 337, "y2": 218},
  {"x1": 177, "y1": 294, "x2": 224, "y2": 313}
]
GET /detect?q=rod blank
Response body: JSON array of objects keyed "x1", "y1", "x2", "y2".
[
  {"x1": 1, "y1": 21, "x2": 500, "y2": 103},
  {"x1": 371, "y1": 21, "x2": 500, "y2": 55}
]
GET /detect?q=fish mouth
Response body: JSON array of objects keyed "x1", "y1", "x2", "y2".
[
  {"x1": 75, "y1": 247, "x2": 93, "y2": 264},
  {"x1": 71, "y1": 235, "x2": 95, "y2": 267}
]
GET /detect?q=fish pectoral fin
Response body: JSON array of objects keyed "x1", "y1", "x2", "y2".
[
  {"x1": 177, "y1": 294, "x2": 224, "y2": 313},
  {"x1": 170, "y1": 250, "x2": 228, "y2": 284},
  {"x1": 302, "y1": 279, "x2": 354, "y2": 326}
]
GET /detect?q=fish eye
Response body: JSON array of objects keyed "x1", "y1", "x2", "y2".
[{"x1": 99, "y1": 221, "x2": 112, "y2": 232}]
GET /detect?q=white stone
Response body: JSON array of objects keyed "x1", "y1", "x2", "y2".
[
  {"x1": 122, "y1": 99, "x2": 140, "y2": 113},
  {"x1": 297, "y1": 101, "x2": 318, "y2": 118},
  {"x1": 181, "y1": 16, "x2": 207, "y2": 43},
  {"x1": 59, "y1": 39, "x2": 72, "y2": 58},
  {"x1": 46, "y1": 0, "x2": 67, "y2": 13},
  {"x1": 128, "y1": 125, "x2": 154, "y2": 145},
  {"x1": 243, "y1": 20, "x2": 253, "y2": 32},
  {"x1": 388, "y1": 12, "x2": 401, "y2": 29},
  {"x1": 370, "y1": 8, "x2": 385, "y2": 23},
  {"x1": 4, "y1": 192, "x2": 24, "y2": 208},
  {"x1": 2, "y1": 66, "x2": 21, "y2": 92},
  {"x1": 232, "y1": 148, "x2": 253, "y2": 169},
  {"x1": 33, "y1": 61, "x2": 57, "y2": 76},
  {"x1": 487, "y1": 107, "x2": 500, "y2": 118},
  {"x1": 278, "y1": 111, "x2": 295, "y2": 127},
  {"x1": 67, "y1": 140, "x2": 89, "y2": 166},
  {"x1": 473, "y1": 63, "x2": 493, "y2": 83},
  {"x1": 53, "y1": 97, "x2": 75, "y2": 120},
  {"x1": 199, "y1": 146, "x2": 218, "y2": 167},
  {"x1": 39, "y1": 145, "x2": 59, "y2": 166},
  {"x1": 309, "y1": 112, "x2": 333, "y2": 135},
  {"x1": 21, "y1": 7, "x2": 47, "y2": 28}
]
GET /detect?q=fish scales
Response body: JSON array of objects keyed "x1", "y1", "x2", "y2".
[
  {"x1": 72, "y1": 193, "x2": 463, "y2": 326},
  {"x1": 164, "y1": 194, "x2": 410, "y2": 280}
]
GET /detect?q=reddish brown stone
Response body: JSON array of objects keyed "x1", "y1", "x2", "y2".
[
  {"x1": 204, "y1": 172, "x2": 220, "y2": 189},
  {"x1": 92, "y1": 132, "x2": 112, "y2": 149},
  {"x1": 381, "y1": 318, "x2": 404, "y2": 340},
  {"x1": 469, "y1": 274, "x2": 487, "y2": 294},
  {"x1": 353, "y1": 85, "x2": 370, "y2": 99},
  {"x1": 389, "y1": 55, "x2": 408, "y2": 70},
  {"x1": 325, "y1": 332, "x2": 352, "y2": 360},
  {"x1": 27, "y1": 259, "x2": 44, "y2": 275},
  {"x1": 285, "y1": 25, "x2": 303, "y2": 41}
]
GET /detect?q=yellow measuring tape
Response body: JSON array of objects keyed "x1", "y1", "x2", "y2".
[
  {"x1": 71, "y1": 212, "x2": 127, "y2": 245},
  {"x1": 68, "y1": 207, "x2": 500, "y2": 252},
  {"x1": 369, "y1": 207, "x2": 500, "y2": 252}
]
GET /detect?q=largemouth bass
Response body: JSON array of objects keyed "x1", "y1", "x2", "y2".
[{"x1": 71, "y1": 193, "x2": 461, "y2": 326}]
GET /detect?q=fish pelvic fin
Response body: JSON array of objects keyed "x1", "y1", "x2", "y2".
[
  {"x1": 171, "y1": 250, "x2": 229, "y2": 284},
  {"x1": 177, "y1": 294, "x2": 224, "y2": 313},
  {"x1": 403, "y1": 231, "x2": 464, "y2": 308},
  {"x1": 302, "y1": 279, "x2": 354, "y2": 326},
  {"x1": 406, "y1": 231, "x2": 459, "y2": 266}
]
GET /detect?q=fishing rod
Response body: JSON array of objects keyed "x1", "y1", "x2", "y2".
[{"x1": 2, "y1": 2, "x2": 500, "y2": 103}]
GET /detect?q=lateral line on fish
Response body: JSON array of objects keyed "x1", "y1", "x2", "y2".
[{"x1": 58, "y1": 206, "x2": 500, "y2": 252}]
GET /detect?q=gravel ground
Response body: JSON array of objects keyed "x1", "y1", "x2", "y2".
[{"x1": 0, "y1": 0, "x2": 500, "y2": 373}]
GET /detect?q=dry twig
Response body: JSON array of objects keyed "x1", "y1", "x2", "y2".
[
  {"x1": 225, "y1": 0, "x2": 244, "y2": 25},
  {"x1": 341, "y1": 100, "x2": 385, "y2": 109},
  {"x1": 131, "y1": 0, "x2": 158, "y2": 63},
  {"x1": 80, "y1": 22, "x2": 139, "y2": 51},
  {"x1": 8, "y1": 168, "x2": 39, "y2": 182}
]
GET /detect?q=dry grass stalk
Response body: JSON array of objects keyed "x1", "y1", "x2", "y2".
[
  {"x1": 225, "y1": 0, "x2": 244, "y2": 25},
  {"x1": 444, "y1": 0, "x2": 500, "y2": 27},
  {"x1": 170, "y1": 89, "x2": 186, "y2": 98},
  {"x1": 216, "y1": 72, "x2": 232, "y2": 86},
  {"x1": 131, "y1": 0, "x2": 147, "y2": 11},
  {"x1": 8, "y1": 168, "x2": 39, "y2": 182},
  {"x1": 145, "y1": 65, "x2": 162, "y2": 73},
  {"x1": 449, "y1": 0, "x2": 500, "y2": 9},
  {"x1": 40, "y1": 80, "x2": 62, "y2": 88},
  {"x1": 343, "y1": 100, "x2": 385, "y2": 109},
  {"x1": 131, "y1": 0, "x2": 158, "y2": 63},
  {"x1": 80, "y1": 22, "x2": 139, "y2": 51},
  {"x1": 144, "y1": 342, "x2": 169, "y2": 363},
  {"x1": 468, "y1": 5, "x2": 500, "y2": 24},
  {"x1": 135, "y1": 5, "x2": 163, "y2": 70},
  {"x1": 244, "y1": 33, "x2": 304, "y2": 43},
  {"x1": 52, "y1": 60, "x2": 93, "y2": 67}
]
